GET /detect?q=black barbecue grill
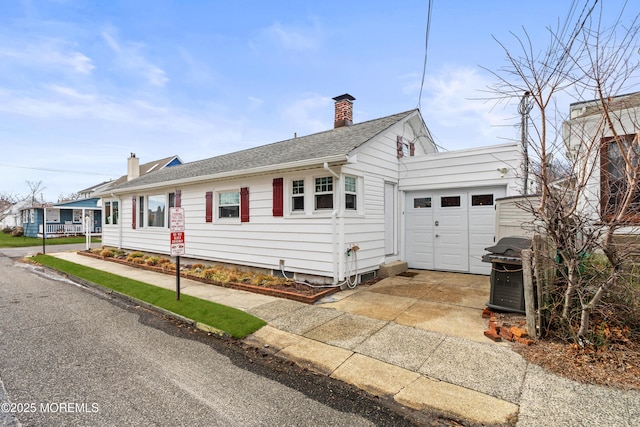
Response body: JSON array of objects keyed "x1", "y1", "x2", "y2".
[{"x1": 482, "y1": 236, "x2": 532, "y2": 313}]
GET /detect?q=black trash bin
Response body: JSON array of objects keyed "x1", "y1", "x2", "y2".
[{"x1": 482, "y1": 236, "x2": 532, "y2": 313}]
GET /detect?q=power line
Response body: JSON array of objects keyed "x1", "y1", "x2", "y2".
[
  {"x1": 417, "y1": 0, "x2": 434, "y2": 111},
  {"x1": 0, "y1": 163, "x2": 111, "y2": 176}
]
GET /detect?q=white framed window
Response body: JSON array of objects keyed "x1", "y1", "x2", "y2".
[
  {"x1": 46, "y1": 208, "x2": 60, "y2": 223},
  {"x1": 105, "y1": 201, "x2": 118, "y2": 225},
  {"x1": 30, "y1": 209, "x2": 35, "y2": 224},
  {"x1": 315, "y1": 176, "x2": 333, "y2": 210},
  {"x1": 73, "y1": 209, "x2": 82, "y2": 222},
  {"x1": 344, "y1": 176, "x2": 357, "y2": 210},
  {"x1": 139, "y1": 196, "x2": 145, "y2": 228},
  {"x1": 147, "y1": 195, "x2": 166, "y2": 227},
  {"x1": 218, "y1": 191, "x2": 240, "y2": 218},
  {"x1": 291, "y1": 179, "x2": 305, "y2": 211}
]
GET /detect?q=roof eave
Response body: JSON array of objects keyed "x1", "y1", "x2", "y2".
[{"x1": 101, "y1": 154, "x2": 349, "y2": 196}]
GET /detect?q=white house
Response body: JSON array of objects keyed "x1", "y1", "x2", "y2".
[
  {"x1": 563, "y1": 91, "x2": 640, "y2": 231},
  {"x1": 99, "y1": 94, "x2": 522, "y2": 284}
]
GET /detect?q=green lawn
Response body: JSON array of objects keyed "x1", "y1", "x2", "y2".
[
  {"x1": 32, "y1": 255, "x2": 267, "y2": 339},
  {"x1": 0, "y1": 232, "x2": 101, "y2": 248}
]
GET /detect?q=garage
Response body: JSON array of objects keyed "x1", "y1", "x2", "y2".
[{"x1": 405, "y1": 186, "x2": 506, "y2": 275}]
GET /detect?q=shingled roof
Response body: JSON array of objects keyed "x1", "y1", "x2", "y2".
[{"x1": 106, "y1": 109, "x2": 418, "y2": 193}]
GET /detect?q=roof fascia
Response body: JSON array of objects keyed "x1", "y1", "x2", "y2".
[{"x1": 103, "y1": 154, "x2": 349, "y2": 196}]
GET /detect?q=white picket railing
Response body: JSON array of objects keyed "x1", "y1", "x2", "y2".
[{"x1": 42, "y1": 223, "x2": 86, "y2": 235}]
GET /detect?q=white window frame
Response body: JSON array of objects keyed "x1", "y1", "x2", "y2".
[
  {"x1": 104, "y1": 200, "x2": 119, "y2": 225},
  {"x1": 217, "y1": 189, "x2": 240, "y2": 220},
  {"x1": 146, "y1": 194, "x2": 167, "y2": 227},
  {"x1": 290, "y1": 178, "x2": 305, "y2": 213},
  {"x1": 73, "y1": 209, "x2": 82, "y2": 223},
  {"x1": 314, "y1": 176, "x2": 334, "y2": 211},
  {"x1": 344, "y1": 175, "x2": 357, "y2": 210}
]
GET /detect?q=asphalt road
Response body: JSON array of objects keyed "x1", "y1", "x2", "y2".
[{"x1": 0, "y1": 253, "x2": 427, "y2": 427}]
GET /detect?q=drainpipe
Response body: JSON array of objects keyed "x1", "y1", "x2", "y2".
[{"x1": 324, "y1": 162, "x2": 341, "y2": 284}]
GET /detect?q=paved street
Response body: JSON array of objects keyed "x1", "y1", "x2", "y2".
[{"x1": 0, "y1": 254, "x2": 418, "y2": 426}]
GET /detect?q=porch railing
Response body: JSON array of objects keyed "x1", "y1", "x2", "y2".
[{"x1": 42, "y1": 223, "x2": 87, "y2": 235}]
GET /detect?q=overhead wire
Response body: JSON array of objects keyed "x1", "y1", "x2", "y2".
[{"x1": 417, "y1": 0, "x2": 433, "y2": 112}]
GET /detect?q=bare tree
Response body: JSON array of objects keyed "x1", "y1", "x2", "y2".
[
  {"x1": 58, "y1": 192, "x2": 81, "y2": 203},
  {"x1": 25, "y1": 180, "x2": 46, "y2": 204},
  {"x1": 489, "y1": 1, "x2": 640, "y2": 341},
  {"x1": 0, "y1": 192, "x2": 19, "y2": 224}
]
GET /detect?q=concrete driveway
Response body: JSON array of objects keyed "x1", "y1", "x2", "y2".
[{"x1": 319, "y1": 270, "x2": 494, "y2": 343}]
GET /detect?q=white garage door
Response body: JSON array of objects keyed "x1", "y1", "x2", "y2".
[{"x1": 405, "y1": 187, "x2": 505, "y2": 275}]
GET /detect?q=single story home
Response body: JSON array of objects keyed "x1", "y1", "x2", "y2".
[
  {"x1": 99, "y1": 94, "x2": 522, "y2": 284},
  {"x1": 20, "y1": 199, "x2": 102, "y2": 238}
]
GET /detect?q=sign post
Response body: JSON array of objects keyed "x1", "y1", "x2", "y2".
[{"x1": 170, "y1": 207, "x2": 185, "y2": 300}]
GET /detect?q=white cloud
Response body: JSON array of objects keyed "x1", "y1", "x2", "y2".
[
  {"x1": 419, "y1": 65, "x2": 518, "y2": 149},
  {"x1": 281, "y1": 94, "x2": 332, "y2": 134},
  {"x1": 266, "y1": 21, "x2": 321, "y2": 51},
  {"x1": 250, "y1": 19, "x2": 324, "y2": 56},
  {"x1": 0, "y1": 39, "x2": 94, "y2": 74},
  {"x1": 247, "y1": 96, "x2": 264, "y2": 111},
  {"x1": 101, "y1": 27, "x2": 169, "y2": 87}
]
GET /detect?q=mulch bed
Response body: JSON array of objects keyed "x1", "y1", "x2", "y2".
[{"x1": 77, "y1": 251, "x2": 339, "y2": 304}]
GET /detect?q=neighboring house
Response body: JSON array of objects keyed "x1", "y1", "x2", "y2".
[
  {"x1": 563, "y1": 91, "x2": 640, "y2": 231},
  {"x1": 99, "y1": 94, "x2": 522, "y2": 283},
  {"x1": 20, "y1": 154, "x2": 183, "y2": 238},
  {"x1": 0, "y1": 200, "x2": 30, "y2": 230}
]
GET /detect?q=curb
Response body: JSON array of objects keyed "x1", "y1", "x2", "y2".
[{"x1": 36, "y1": 264, "x2": 232, "y2": 340}]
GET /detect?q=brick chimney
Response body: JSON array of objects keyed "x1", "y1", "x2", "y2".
[
  {"x1": 333, "y1": 94, "x2": 355, "y2": 128},
  {"x1": 127, "y1": 153, "x2": 140, "y2": 181}
]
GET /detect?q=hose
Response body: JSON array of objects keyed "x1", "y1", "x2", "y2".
[{"x1": 280, "y1": 247, "x2": 359, "y2": 289}]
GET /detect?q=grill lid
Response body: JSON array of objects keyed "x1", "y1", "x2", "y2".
[{"x1": 484, "y1": 236, "x2": 532, "y2": 258}]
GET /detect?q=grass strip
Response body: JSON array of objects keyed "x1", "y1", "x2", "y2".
[
  {"x1": 0, "y1": 233, "x2": 101, "y2": 248},
  {"x1": 32, "y1": 254, "x2": 266, "y2": 339}
]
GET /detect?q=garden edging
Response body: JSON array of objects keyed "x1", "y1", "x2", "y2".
[{"x1": 77, "y1": 250, "x2": 338, "y2": 304}]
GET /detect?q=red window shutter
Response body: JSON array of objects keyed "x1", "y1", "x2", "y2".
[
  {"x1": 397, "y1": 135, "x2": 404, "y2": 158},
  {"x1": 409, "y1": 142, "x2": 415, "y2": 156},
  {"x1": 175, "y1": 189, "x2": 181, "y2": 208},
  {"x1": 205, "y1": 191, "x2": 213, "y2": 223},
  {"x1": 273, "y1": 178, "x2": 283, "y2": 217},
  {"x1": 241, "y1": 187, "x2": 249, "y2": 222},
  {"x1": 131, "y1": 196, "x2": 136, "y2": 229}
]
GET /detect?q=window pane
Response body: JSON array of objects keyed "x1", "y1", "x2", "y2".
[
  {"x1": 603, "y1": 135, "x2": 640, "y2": 219},
  {"x1": 471, "y1": 194, "x2": 494, "y2": 206},
  {"x1": 344, "y1": 176, "x2": 356, "y2": 192},
  {"x1": 105, "y1": 203, "x2": 111, "y2": 224},
  {"x1": 315, "y1": 177, "x2": 333, "y2": 192},
  {"x1": 139, "y1": 197, "x2": 144, "y2": 227},
  {"x1": 441, "y1": 196, "x2": 460, "y2": 207},
  {"x1": 345, "y1": 193, "x2": 357, "y2": 210},
  {"x1": 219, "y1": 205, "x2": 239, "y2": 218},
  {"x1": 169, "y1": 192, "x2": 176, "y2": 208},
  {"x1": 315, "y1": 194, "x2": 333, "y2": 209},
  {"x1": 112, "y1": 201, "x2": 119, "y2": 224},
  {"x1": 292, "y1": 180, "x2": 304, "y2": 195},
  {"x1": 292, "y1": 195, "x2": 304, "y2": 211},
  {"x1": 219, "y1": 191, "x2": 239, "y2": 205},
  {"x1": 414, "y1": 197, "x2": 431, "y2": 208},
  {"x1": 147, "y1": 195, "x2": 165, "y2": 227}
]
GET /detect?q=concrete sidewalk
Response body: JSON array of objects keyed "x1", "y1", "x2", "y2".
[{"x1": 48, "y1": 251, "x2": 640, "y2": 426}]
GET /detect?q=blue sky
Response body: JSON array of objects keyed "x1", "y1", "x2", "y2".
[{"x1": 0, "y1": 0, "x2": 631, "y2": 201}]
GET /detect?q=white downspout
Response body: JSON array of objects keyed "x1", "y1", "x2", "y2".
[{"x1": 324, "y1": 162, "x2": 341, "y2": 284}]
